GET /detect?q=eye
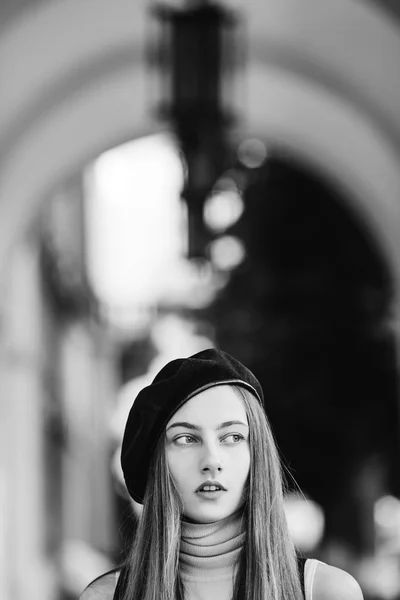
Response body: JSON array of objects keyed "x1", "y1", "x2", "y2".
[
  {"x1": 222, "y1": 433, "x2": 245, "y2": 444},
  {"x1": 174, "y1": 435, "x2": 197, "y2": 446}
]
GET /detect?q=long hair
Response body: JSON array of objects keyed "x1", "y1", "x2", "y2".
[
  {"x1": 121, "y1": 385, "x2": 303, "y2": 600},
  {"x1": 121, "y1": 433, "x2": 184, "y2": 600},
  {"x1": 233, "y1": 386, "x2": 304, "y2": 600}
]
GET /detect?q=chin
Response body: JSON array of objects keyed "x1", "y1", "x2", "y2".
[{"x1": 188, "y1": 506, "x2": 236, "y2": 524}]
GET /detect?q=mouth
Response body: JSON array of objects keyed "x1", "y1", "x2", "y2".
[{"x1": 195, "y1": 480, "x2": 227, "y2": 493}]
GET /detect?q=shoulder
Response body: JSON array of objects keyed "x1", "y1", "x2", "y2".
[
  {"x1": 313, "y1": 562, "x2": 364, "y2": 600},
  {"x1": 79, "y1": 569, "x2": 120, "y2": 600}
]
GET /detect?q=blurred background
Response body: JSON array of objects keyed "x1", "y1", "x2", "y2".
[{"x1": 1, "y1": 0, "x2": 400, "y2": 599}]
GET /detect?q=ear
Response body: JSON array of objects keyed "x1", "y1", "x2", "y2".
[{"x1": 312, "y1": 563, "x2": 364, "y2": 600}]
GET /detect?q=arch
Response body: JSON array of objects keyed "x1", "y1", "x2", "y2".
[
  {"x1": 244, "y1": 63, "x2": 400, "y2": 288},
  {"x1": 0, "y1": 0, "x2": 400, "y2": 308}
]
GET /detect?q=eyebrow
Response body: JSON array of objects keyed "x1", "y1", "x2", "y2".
[{"x1": 166, "y1": 420, "x2": 248, "y2": 432}]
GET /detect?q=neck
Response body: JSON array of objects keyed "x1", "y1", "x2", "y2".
[{"x1": 180, "y1": 510, "x2": 245, "y2": 583}]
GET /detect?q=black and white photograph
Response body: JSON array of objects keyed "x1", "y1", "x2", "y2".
[{"x1": 1, "y1": 1, "x2": 400, "y2": 599}]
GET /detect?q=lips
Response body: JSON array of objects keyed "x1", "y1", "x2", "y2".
[{"x1": 195, "y1": 480, "x2": 227, "y2": 493}]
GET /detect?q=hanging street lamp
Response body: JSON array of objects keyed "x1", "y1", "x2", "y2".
[{"x1": 150, "y1": 0, "x2": 243, "y2": 259}]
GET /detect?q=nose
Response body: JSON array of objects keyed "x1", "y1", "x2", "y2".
[{"x1": 200, "y1": 441, "x2": 223, "y2": 474}]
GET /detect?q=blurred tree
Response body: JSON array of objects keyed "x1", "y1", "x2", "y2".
[{"x1": 204, "y1": 151, "x2": 400, "y2": 554}]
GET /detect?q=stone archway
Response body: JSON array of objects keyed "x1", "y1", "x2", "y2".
[{"x1": 0, "y1": 0, "x2": 400, "y2": 301}]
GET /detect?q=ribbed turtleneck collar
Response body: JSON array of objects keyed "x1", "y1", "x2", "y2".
[{"x1": 180, "y1": 511, "x2": 245, "y2": 583}]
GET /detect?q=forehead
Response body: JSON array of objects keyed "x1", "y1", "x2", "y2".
[{"x1": 167, "y1": 385, "x2": 248, "y2": 427}]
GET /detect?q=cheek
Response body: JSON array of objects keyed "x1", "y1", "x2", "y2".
[
  {"x1": 166, "y1": 451, "x2": 194, "y2": 493},
  {"x1": 234, "y1": 447, "x2": 251, "y2": 485}
]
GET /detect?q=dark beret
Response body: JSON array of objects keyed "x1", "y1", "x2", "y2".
[{"x1": 121, "y1": 348, "x2": 263, "y2": 503}]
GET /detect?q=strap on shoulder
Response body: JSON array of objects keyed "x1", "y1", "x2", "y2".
[
  {"x1": 113, "y1": 564, "x2": 128, "y2": 600},
  {"x1": 297, "y1": 556, "x2": 306, "y2": 597}
]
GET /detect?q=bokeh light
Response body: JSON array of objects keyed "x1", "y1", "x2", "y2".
[
  {"x1": 203, "y1": 188, "x2": 244, "y2": 232},
  {"x1": 237, "y1": 138, "x2": 268, "y2": 169},
  {"x1": 208, "y1": 235, "x2": 246, "y2": 271},
  {"x1": 375, "y1": 495, "x2": 400, "y2": 530},
  {"x1": 284, "y1": 493, "x2": 325, "y2": 552}
]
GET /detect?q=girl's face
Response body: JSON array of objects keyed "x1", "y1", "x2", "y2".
[{"x1": 165, "y1": 385, "x2": 250, "y2": 523}]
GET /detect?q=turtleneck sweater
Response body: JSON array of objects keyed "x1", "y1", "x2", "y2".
[
  {"x1": 179, "y1": 511, "x2": 245, "y2": 600},
  {"x1": 80, "y1": 516, "x2": 321, "y2": 600}
]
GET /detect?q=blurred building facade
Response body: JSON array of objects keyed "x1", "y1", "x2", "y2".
[
  {"x1": 0, "y1": 176, "x2": 117, "y2": 600},
  {"x1": 1, "y1": 1, "x2": 400, "y2": 599}
]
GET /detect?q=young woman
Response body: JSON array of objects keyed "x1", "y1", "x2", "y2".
[{"x1": 80, "y1": 348, "x2": 363, "y2": 600}]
